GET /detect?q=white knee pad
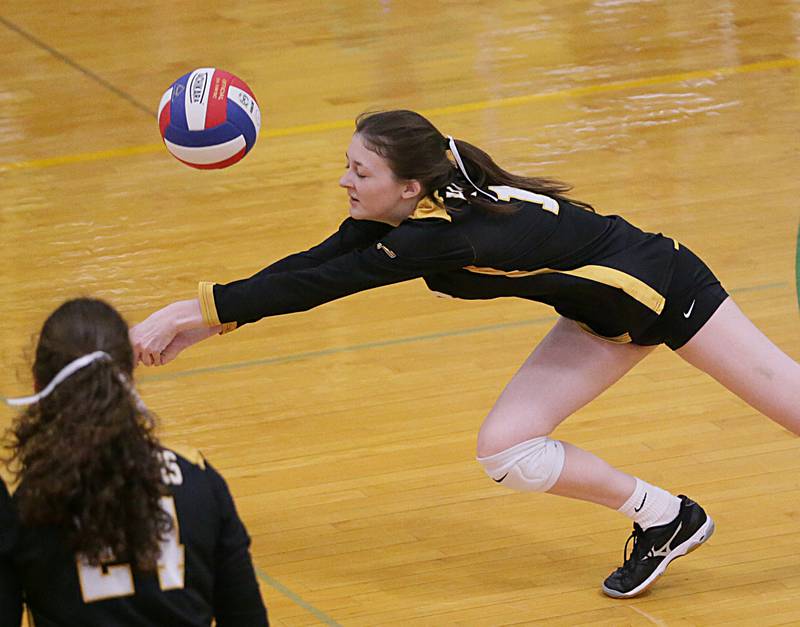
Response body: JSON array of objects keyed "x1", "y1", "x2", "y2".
[{"x1": 477, "y1": 437, "x2": 565, "y2": 492}]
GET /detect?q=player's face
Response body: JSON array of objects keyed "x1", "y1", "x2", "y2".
[{"x1": 339, "y1": 134, "x2": 421, "y2": 226}]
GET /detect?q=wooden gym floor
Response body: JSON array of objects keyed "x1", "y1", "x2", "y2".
[{"x1": 2, "y1": 1, "x2": 799, "y2": 624}]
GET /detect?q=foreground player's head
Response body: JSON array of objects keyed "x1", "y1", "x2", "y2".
[
  {"x1": 33, "y1": 297, "x2": 134, "y2": 386},
  {"x1": 5, "y1": 298, "x2": 170, "y2": 570}
]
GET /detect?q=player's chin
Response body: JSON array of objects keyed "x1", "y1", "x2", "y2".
[{"x1": 348, "y1": 205, "x2": 370, "y2": 220}]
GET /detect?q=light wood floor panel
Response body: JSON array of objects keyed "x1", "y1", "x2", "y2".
[{"x1": 3, "y1": 0, "x2": 800, "y2": 624}]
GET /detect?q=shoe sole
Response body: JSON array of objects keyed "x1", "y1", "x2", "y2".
[{"x1": 601, "y1": 515, "x2": 715, "y2": 599}]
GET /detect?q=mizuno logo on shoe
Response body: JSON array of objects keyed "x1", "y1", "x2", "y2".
[
  {"x1": 650, "y1": 522, "x2": 682, "y2": 558},
  {"x1": 683, "y1": 300, "x2": 696, "y2": 319}
]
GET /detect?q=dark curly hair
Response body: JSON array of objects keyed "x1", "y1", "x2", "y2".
[{"x1": 4, "y1": 298, "x2": 171, "y2": 571}]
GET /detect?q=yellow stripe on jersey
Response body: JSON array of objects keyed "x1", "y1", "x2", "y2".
[
  {"x1": 219, "y1": 322, "x2": 238, "y2": 334},
  {"x1": 164, "y1": 444, "x2": 207, "y2": 470},
  {"x1": 463, "y1": 264, "x2": 666, "y2": 314},
  {"x1": 198, "y1": 281, "x2": 222, "y2": 326},
  {"x1": 198, "y1": 282, "x2": 238, "y2": 334},
  {"x1": 576, "y1": 321, "x2": 633, "y2": 344},
  {"x1": 410, "y1": 195, "x2": 452, "y2": 222}
]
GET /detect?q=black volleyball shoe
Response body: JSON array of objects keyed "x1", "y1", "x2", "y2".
[{"x1": 602, "y1": 495, "x2": 714, "y2": 598}]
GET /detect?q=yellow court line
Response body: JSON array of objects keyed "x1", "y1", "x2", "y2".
[
  {"x1": 1, "y1": 144, "x2": 162, "y2": 171},
  {"x1": 2, "y1": 57, "x2": 798, "y2": 173},
  {"x1": 422, "y1": 56, "x2": 800, "y2": 116}
]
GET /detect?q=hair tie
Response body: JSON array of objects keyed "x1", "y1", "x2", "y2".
[
  {"x1": 445, "y1": 136, "x2": 498, "y2": 202},
  {"x1": 3, "y1": 351, "x2": 111, "y2": 407}
]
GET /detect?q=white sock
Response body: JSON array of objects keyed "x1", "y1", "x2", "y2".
[{"x1": 618, "y1": 478, "x2": 681, "y2": 529}]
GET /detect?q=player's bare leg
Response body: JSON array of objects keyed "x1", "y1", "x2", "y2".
[
  {"x1": 477, "y1": 317, "x2": 654, "y2": 508},
  {"x1": 676, "y1": 297, "x2": 800, "y2": 433},
  {"x1": 475, "y1": 317, "x2": 713, "y2": 598}
]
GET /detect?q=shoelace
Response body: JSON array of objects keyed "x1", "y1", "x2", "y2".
[{"x1": 619, "y1": 523, "x2": 654, "y2": 572}]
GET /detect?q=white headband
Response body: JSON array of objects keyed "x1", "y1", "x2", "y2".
[
  {"x1": 446, "y1": 135, "x2": 498, "y2": 202},
  {"x1": 3, "y1": 351, "x2": 112, "y2": 407}
]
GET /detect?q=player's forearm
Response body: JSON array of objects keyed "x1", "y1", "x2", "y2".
[{"x1": 147, "y1": 298, "x2": 207, "y2": 334}]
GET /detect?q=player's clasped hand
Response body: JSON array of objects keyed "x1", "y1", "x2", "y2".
[
  {"x1": 129, "y1": 309, "x2": 178, "y2": 367},
  {"x1": 130, "y1": 300, "x2": 218, "y2": 367}
]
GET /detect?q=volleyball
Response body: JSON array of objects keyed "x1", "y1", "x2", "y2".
[{"x1": 157, "y1": 68, "x2": 261, "y2": 169}]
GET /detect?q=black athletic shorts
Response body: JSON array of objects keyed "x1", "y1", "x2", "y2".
[{"x1": 639, "y1": 244, "x2": 729, "y2": 350}]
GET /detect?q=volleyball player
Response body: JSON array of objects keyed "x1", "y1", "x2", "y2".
[
  {"x1": 130, "y1": 110, "x2": 800, "y2": 598},
  {"x1": 1, "y1": 298, "x2": 269, "y2": 626}
]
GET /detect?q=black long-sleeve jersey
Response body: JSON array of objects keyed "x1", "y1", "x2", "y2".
[
  {"x1": 0, "y1": 447, "x2": 268, "y2": 627},
  {"x1": 0, "y1": 480, "x2": 21, "y2": 627},
  {"x1": 201, "y1": 178, "x2": 684, "y2": 346}
]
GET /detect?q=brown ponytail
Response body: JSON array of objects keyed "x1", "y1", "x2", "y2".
[
  {"x1": 449, "y1": 138, "x2": 594, "y2": 213},
  {"x1": 355, "y1": 109, "x2": 593, "y2": 214}
]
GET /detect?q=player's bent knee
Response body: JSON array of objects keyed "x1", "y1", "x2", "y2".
[
  {"x1": 477, "y1": 436, "x2": 565, "y2": 492},
  {"x1": 476, "y1": 415, "x2": 555, "y2": 458}
]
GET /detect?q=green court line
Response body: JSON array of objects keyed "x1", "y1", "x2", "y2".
[
  {"x1": 255, "y1": 567, "x2": 342, "y2": 627},
  {"x1": 732, "y1": 281, "x2": 792, "y2": 294},
  {"x1": 137, "y1": 281, "x2": 788, "y2": 385},
  {"x1": 0, "y1": 282, "x2": 790, "y2": 403},
  {"x1": 140, "y1": 316, "x2": 557, "y2": 383}
]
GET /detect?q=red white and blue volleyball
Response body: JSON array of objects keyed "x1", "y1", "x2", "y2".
[{"x1": 158, "y1": 68, "x2": 261, "y2": 169}]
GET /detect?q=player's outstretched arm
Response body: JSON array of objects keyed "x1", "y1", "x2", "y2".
[{"x1": 130, "y1": 299, "x2": 215, "y2": 366}]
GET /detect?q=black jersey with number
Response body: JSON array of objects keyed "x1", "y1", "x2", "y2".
[
  {"x1": 201, "y1": 178, "x2": 683, "y2": 346},
  {"x1": 0, "y1": 447, "x2": 268, "y2": 627}
]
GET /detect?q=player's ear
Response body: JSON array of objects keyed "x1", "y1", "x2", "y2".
[{"x1": 401, "y1": 179, "x2": 422, "y2": 200}]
